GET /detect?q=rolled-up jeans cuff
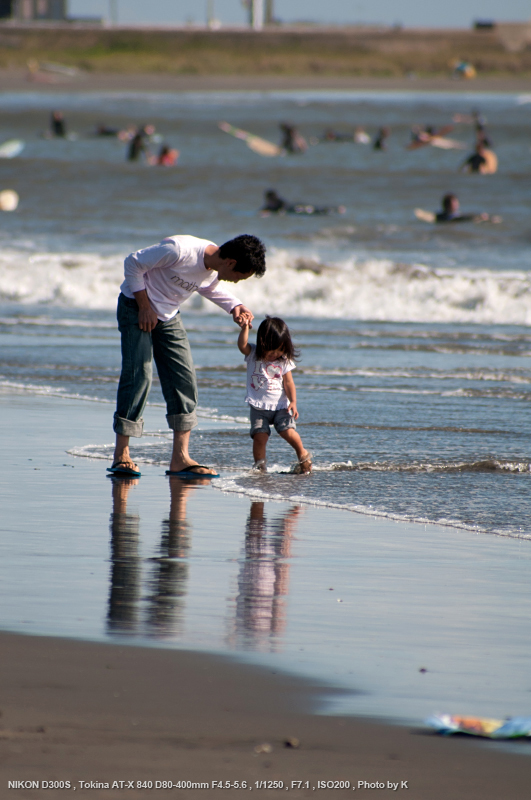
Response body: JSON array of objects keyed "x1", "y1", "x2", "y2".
[
  {"x1": 113, "y1": 413, "x2": 144, "y2": 438},
  {"x1": 166, "y1": 411, "x2": 197, "y2": 432}
]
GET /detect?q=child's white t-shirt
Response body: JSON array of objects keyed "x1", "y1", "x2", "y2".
[{"x1": 244, "y1": 344, "x2": 295, "y2": 410}]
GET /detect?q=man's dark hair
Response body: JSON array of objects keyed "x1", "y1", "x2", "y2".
[{"x1": 219, "y1": 234, "x2": 266, "y2": 277}]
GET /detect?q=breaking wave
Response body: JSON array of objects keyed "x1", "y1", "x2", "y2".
[{"x1": 2, "y1": 244, "x2": 531, "y2": 325}]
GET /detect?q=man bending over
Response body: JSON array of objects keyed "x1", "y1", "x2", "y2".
[{"x1": 109, "y1": 233, "x2": 266, "y2": 478}]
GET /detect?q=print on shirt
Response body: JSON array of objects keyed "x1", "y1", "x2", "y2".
[
  {"x1": 169, "y1": 274, "x2": 200, "y2": 293},
  {"x1": 250, "y1": 360, "x2": 283, "y2": 394}
]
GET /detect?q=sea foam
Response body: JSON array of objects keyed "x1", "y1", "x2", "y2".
[{"x1": 2, "y1": 245, "x2": 531, "y2": 325}]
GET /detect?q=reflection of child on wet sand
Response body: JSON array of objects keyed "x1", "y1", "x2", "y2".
[{"x1": 238, "y1": 317, "x2": 312, "y2": 474}]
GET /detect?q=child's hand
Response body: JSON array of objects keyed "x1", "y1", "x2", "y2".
[
  {"x1": 288, "y1": 401, "x2": 299, "y2": 420},
  {"x1": 232, "y1": 304, "x2": 254, "y2": 329}
]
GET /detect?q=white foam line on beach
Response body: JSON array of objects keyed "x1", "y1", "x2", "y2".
[
  {"x1": 0, "y1": 380, "x2": 114, "y2": 403},
  {"x1": 214, "y1": 474, "x2": 531, "y2": 541},
  {"x1": 0, "y1": 90, "x2": 521, "y2": 110}
]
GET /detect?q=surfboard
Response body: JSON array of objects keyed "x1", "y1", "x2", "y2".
[
  {"x1": 0, "y1": 139, "x2": 24, "y2": 159},
  {"x1": 218, "y1": 121, "x2": 283, "y2": 157},
  {"x1": 414, "y1": 208, "x2": 436, "y2": 223},
  {"x1": 430, "y1": 136, "x2": 467, "y2": 150},
  {"x1": 0, "y1": 190, "x2": 19, "y2": 211},
  {"x1": 408, "y1": 135, "x2": 466, "y2": 151}
]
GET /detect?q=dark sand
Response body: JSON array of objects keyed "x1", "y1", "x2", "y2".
[
  {"x1": 1, "y1": 630, "x2": 529, "y2": 800},
  {"x1": 0, "y1": 68, "x2": 530, "y2": 93}
]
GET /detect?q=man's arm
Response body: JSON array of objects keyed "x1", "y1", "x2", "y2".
[{"x1": 134, "y1": 289, "x2": 159, "y2": 332}]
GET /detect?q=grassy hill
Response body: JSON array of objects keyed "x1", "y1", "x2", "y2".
[{"x1": 0, "y1": 25, "x2": 529, "y2": 77}]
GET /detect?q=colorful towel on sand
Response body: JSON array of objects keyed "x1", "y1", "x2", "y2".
[{"x1": 426, "y1": 714, "x2": 531, "y2": 738}]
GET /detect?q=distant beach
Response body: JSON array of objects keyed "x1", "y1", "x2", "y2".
[{"x1": 0, "y1": 68, "x2": 530, "y2": 94}]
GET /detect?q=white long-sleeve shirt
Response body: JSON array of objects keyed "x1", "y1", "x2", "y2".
[{"x1": 120, "y1": 234, "x2": 242, "y2": 321}]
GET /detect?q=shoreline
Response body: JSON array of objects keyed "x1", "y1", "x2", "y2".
[
  {"x1": 1, "y1": 629, "x2": 530, "y2": 799},
  {"x1": 0, "y1": 69, "x2": 530, "y2": 94}
]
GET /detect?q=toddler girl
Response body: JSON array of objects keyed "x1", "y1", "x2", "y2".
[{"x1": 238, "y1": 316, "x2": 312, "y2": 473}]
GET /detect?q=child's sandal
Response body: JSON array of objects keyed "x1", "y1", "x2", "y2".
[
  {"x1": 252, "y1": 459, "x2": 267, "y2": 472},
  {"x1": 291, "y1": 451, "x2": 313, "y2": 474}
]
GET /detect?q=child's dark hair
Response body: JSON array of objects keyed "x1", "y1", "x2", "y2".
[{"x1": 255, "y1": 316, "x2": 299, "y2": 361}]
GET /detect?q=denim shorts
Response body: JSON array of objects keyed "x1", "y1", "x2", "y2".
[{"x1": 249, "y1": 405, "x2": 296, "y2": 438}]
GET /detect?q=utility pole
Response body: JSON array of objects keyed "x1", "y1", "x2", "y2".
[
  {"x1": 109, "y1": 0, "x2": 118, "y2": 26},
  {"x1": 250, "y1": 0, "x2": 263, "y2": 31},
  {"x1": 206, "y1": 0, "x2": 214, "y2": 27},
  {"x1": 265, "y1": 0, "x2": 274, "y2": 25}
]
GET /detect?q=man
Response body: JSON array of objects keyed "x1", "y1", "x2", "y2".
[{"x1": 108, "y1": 233, "x2": 266, "y2": 479}]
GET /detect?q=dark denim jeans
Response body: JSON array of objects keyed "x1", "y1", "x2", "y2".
[{"x1": 113, "y1": 293, "x2": 198, "y2": 438}]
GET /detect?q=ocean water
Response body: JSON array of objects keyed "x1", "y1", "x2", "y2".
[{"x1": 1, "y1": 89, "x2": 531, "y2": 540}]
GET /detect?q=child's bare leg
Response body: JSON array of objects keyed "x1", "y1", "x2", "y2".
[
  {"x1": 252, "y1": 432, "x2": 269, "y2": 470},
  {"x1": 279, "y1": 429, "x2": 312, "y2": 473}
]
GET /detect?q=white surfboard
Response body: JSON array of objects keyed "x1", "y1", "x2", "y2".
[
  {"x1": 218, "y1": 121, "x2": 283, "y2": 157},
  {"x1": 430, "y1": 136, "x2": 467, "y2": 150},
  {"x1": 414, "y1": 208, "x2": 436, "y2": 223},
  {"x1": 0, "y1": 139, "x2": 25, "y2": 159}
]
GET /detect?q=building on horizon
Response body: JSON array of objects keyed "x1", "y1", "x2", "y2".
[{"x1": 2, "y1": 0, "x2": 67, "y2": 21}]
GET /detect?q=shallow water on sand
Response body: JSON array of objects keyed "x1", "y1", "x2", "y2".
[{"x1": 2, "y1": 304, "x2": 531, "y2": 538}]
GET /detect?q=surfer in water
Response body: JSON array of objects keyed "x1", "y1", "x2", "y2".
[
  {"x1": 154, "y1": 144, "x2": 179, "y2": 166},
  {"x1": 460, "y1": 142, "x2": 497, "y2": 174},
  {"x1": 280, "y1": 124, "x2": 307, "y2": 154},
  {"x1": 261, "y1": 190, "x2": 345, "y2": 216},
  {"x1": 435, "y1": 194, "x2": 497, "y2": 223},
  {"x1": 373, "y1": 126, "x2": 390, "y2": 151},
  {"x1": 414, "y1": 193, "x2": 501, "y2": 224},
  {"x1": 50, "y1": 111, "x2": 66, "y2": 138},
  {"x1": 127, "y1": 131, "x2": 146, "y2": 162}
]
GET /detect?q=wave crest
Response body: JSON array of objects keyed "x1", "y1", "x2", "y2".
[{"x1": 1, "y1": 244, "x2": 531, "y2": 325}]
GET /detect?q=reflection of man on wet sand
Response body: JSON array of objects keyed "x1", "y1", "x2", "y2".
[
  {"x1": 147, "y1": 476, "x2": 210, "y2": 634},
  {"x1": 108, "y1": 474, "x2": 209, "y2": 636},
  {"x1": 234, "y1": 502, "x2": 302, "y2": 650},
  {"x1": 108, "y1": 477, "x2": 141, "y2": 633}
]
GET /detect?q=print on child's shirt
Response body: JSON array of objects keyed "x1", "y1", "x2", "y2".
[{"x1": 250, "y1": 361, "x2": 283, "y2": 393}]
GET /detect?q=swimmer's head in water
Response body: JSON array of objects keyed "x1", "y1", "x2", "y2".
[
  {"x1": 219, "y1": 234, "x2": 266, "y2": 278},
  {"x1": 442, "y1": 193, "x2": 459, "y2": 214}
]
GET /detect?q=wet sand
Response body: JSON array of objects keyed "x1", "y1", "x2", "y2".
[
  {"x1": 0, "y1": 68, "x2": 529, "y2": 94},
  {"x1": 1, "y1": 630, "x2": 530, "y2": 800},
  {"x1": 0, "y1": 391, "x2": 530, "y2": 797}
]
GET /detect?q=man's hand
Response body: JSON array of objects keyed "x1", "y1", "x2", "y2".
[
  {"x1": 138, "y1": 306, "x2": 159, "y2": 332},
  {"x1": 232, "y1": 304, "x2": 254, "y2": 329},
  {"x1": 134, "y1": 289, "x2": 159, "y2": 332}
]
